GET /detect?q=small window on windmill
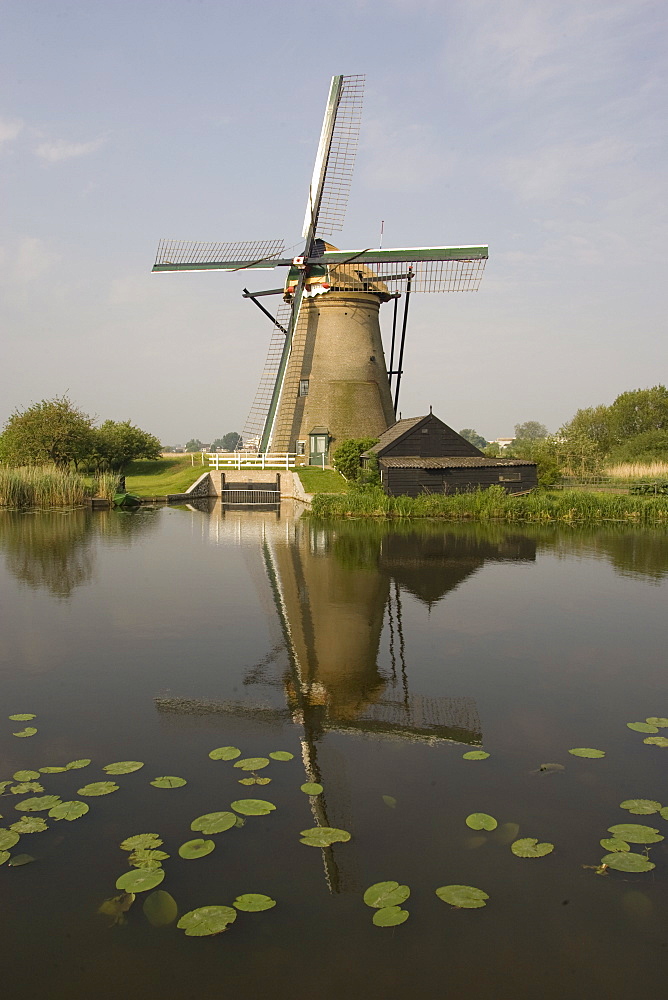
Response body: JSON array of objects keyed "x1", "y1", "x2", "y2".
[
  {"x1": 297, "y1": 441, "x2": 305, "y2": 456},
  {"x1": 299, "y1": 379, "x2": 309, "y2": 397}
]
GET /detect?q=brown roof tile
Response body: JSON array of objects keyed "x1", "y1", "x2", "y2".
[{"x1": 378, "y1": 456, "x2": 536, "y2": 469}]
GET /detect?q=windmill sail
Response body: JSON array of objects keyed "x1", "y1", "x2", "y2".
[{"x1": 153, "y1": 239, "x2": 289, "y2": 272}]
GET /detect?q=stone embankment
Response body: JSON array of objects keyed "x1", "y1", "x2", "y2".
[{"x1": 167, "y1": 469, "x2": 312, "y2": 506}]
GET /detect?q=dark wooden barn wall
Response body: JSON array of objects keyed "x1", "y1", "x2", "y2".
[
  {"x1": 382, "y1": 465, "x2": 537, "y2": 497},
  {"x1": 382, "y1": 415, "x2": 482, "y2": 459}
]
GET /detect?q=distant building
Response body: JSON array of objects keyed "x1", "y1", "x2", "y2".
[
  {"x1": 363, "y1": 414, "x2": 536, "y2": 497},
  {"x1": 490, "y1": 438, "x2": 515, "y2": 450}
]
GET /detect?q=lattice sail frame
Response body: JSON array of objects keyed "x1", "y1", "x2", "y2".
[
  {"x1": 155, "y1": 239, "x2": 285, "y2": 268},
  {"x1": 325, "y1": 257, "x2": 486, "y2": 294}
]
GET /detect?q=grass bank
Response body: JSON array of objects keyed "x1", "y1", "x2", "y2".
[
  {"x1": 124, "y1": 455, "x2": 207, "y2": 496},
  {"x1": 310, "y1": 485, "x2": 668, "y2": 523},
  {"x1": 0, "y1": 465, "x2": 94, "y2": 508},
  {"x1": 297, "y1": 467, "x2": 347, "y2": 493}
]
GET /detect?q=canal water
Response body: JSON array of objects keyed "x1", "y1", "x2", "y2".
[{"x1": 1, "y1": 503, "x2": 667, "y2": 999}]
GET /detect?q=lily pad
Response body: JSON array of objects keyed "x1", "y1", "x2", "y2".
[
  {"x1": 533, "y1": 763, "x2": 565, "y2": 774},
  {"x1": 627, "y1": 722, "x2": 659, "y2": 733},
  {"x1": 103, "y1": 761, "x2": 144, "y2": 775},
  {"x1": 11, "y1": 782, "x2": 44, "y2": 794},
  {"x1": 150, "y1": 776, "x2": 187, "y2": 788},
  {"x1": 233, "y1": 757, "x2": 270, "y2": 771},
  {"x1": 39, "y1": 766, "x2": 67, "y2": 774},
  {"x1": 607, "y1": 824, "x2": 663, "y2": 844},
  {"x1": 190, "y1": 812, "x2": 237, "y2": 835},
  {"x1": 116, "y1": 867, "x2": 165, "y2": 892},
  {"x1": 129, "y1": 857, "x2": 162, "y2": 872},
  {"x1": 0, "y1": 829, "x2": 20, "y2": 850},
  {"x1": 435, "y1": 884, "x2": 489, "y2": 908},
  {"x1": 13, "y1": 770, "x2": 40, "y2": 781},
  {"x1": 255, "y1": 777, "x2": 271, "y2": 785},
  {"x1": 77, "y1": 782, "x2": 119, "y2": 797},
  {"x1": 238, "y1": 777, "x2": 258, "y2": 786},
  {"x1": 178, "y1": 838, "x2": 215, "y2": 859},
  {"x1": 602, "y1": 852, "x2": 655, "y2": 872},
  {"x1": 465, "y1": 813, "x2": 498, "y2": 832},
  {"x1": 233, "y1": 894, "x2": 276, "y2": 912},
  {"x1": 363, "y1": 881, "x2": 410, "y2": 908},
  {"x1": 98, "y1": 892, "x2": 135, "y2": 925},
  {"x1": 646, "y1": 717, "x2": 668, "y2": 727},
  {"x1": 382, "y1": 794, "x2": 397, "y2": 808},
  {"x1": 13, "y1": 727, "x2": 37, "y2": 738},
  {"x1": 0, "y1": 850, "x2": 9, "y2": 865},
  {"x1": 643, "y1": 736, "x2": 668, "y2": 747},
  {"x1": 15, "y1": 795, "x2": 62, "y2": 812},
  {"x1": 9, "y1": 714, "x2": 36, "y2": 721},
  {"x1": 48, "y1": 800, "x2": 89, "y2": 821},
  {"x1": 301, "y1": 782, "x2": 324, "y2": 796},
  {"x1": 511, "y1": 838, "x2": 554, "y2": 858},
  {"x1": 231, "y1": 799, "x2": 276, "y2": 816},
  {"x1": 620, "y1": 799, "x2": 662, "y2": 815},
  {"x1": 8, "y1": 853, "x2": 35, "y2": 866},
  {"x1": 143, "y1": 890, "x2": 178, "y2": 927},
  {"x1": 462, "y1": 751, "x2": 489, "y2": 760},
  {"x1": 129, "y1": 848, "x2": 170, "y2": 864},
  {"x1": 11, "y1": 816, "x2": 47, "y2": 834},
  {"x1": 66, "y1": 759, "x2": 91, "y2": 770},
  {"x1": 660, "y1": 807, "x2": 668, "y2": 821},
  {"x1": 177, "y1": 905, "x2": 237, "y2": 937},
  {"x1": 372, "y1": 906, "x2": 409, "y2": 927},
  {"x1": 600, "y1": 838, "x2": 630, "y2": 852},
  {"x1": 299, "y1": 827, "x2": 351, "y2": 847},
  {"x1": 120, "y1": 833, "x2": 163, "y2": 851},
  {"x1": 268, "y1": 752, "x2": 293, "y2": 761},
  {"x1": 208, "y1": 747, "x2": 241, "y2": 761},
  {"x1": 568, "y1": 748, "x2": 605, "y2": 758}
]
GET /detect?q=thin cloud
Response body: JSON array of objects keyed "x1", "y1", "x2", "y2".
[
  {"x1": 0, "y1": 118, "x2": 23, "y2": 145},
  {"x1": 36, "y1": 136, "x2": 107, "y2": 163}
]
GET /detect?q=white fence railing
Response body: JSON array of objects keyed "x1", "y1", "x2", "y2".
[{"x1": 205, "y1": 452, "x2": 296, "y2": 470}]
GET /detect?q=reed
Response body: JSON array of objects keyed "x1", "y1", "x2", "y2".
[
  {"x1": 605, "y1": 461, "x2": 668, "y2": 481},
  {"x1": 310, "y1": 485, "x2": 668, "y2": 523},
  {"x1": 93, "y1": 472, "x2": 120, "y2": 501},
  {"x1": 0, "y1": 465, "x2": 94, "y2": 508}
]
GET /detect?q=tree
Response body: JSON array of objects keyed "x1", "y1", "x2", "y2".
[
  {"x1": 459, "y1": 428, "x2": 488, "y2": 450},
  {"x1": 185, "y1": 439, "x2": 203, "y2": 452},
  {"x1": 222, "y1": 431, "x2": 242, "y2": 451},
  {"x1": 0, "y1": 395, "x2": 94, "y2": 469},
  {"x1": 91, "y1": 420, "x2": 161, "y2": 471},
  {"x1": 333, "y1": 438, "x2": 378, "y2": 480},
  {"x1": 514, "y1": 421, "x2": 548, "y2": 440}
]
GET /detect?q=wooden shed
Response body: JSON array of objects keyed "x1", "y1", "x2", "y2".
[{"x1": 363, "y1": 414, "x2": 537, "y2": 497}]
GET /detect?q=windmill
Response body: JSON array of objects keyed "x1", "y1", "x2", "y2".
[{"x1": 153, "y1": 75, "x2": 487, "y2": 464}]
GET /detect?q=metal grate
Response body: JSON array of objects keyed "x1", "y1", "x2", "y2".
[
  {"x1": 155, "y1": 238, "x2": 285, "y2": 267},
  {"x1": 222, "y1": 490, "x2": 280, "y2": 504},
  {"x1": 326, "y1": 257, "x2": 487, "y2": 294},
  {"x1": 315, "y1": 75, "x2": 365, "y2": 238},
  {"x1": 242, "y1": 298, "x2": 293, "y2": 446}
]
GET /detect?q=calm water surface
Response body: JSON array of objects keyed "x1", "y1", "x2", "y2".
[{"x1": 1, "y1": 504, "x2": 668, "y2": 999}]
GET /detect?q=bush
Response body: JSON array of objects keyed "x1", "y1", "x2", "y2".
[{"x1": 332, "y1": 438, "x2": 378, "y2": 481}]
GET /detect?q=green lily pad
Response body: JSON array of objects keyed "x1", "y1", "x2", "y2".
[
  {"x1": 116, "y1": 867, "x2": 165, "y2": 892},
  {"x1": 39, "y1": 766, "x2": 67, "y2": 774},
  {"x1": 8, "y1": 853, "x2": 35, "y2": 866},
  {"x1": 15, "y1": 795, "x2": 61, "y2": 812},
  {"x1": 0, "y1": 850, "x2": 9, "y2": 865},
  {"x1": 299, "y1": 827, "x2": 351, "y2": 847},
  {"x1": 268, "y1": 752, "x2": 293, "y2": 761},
  {"x1": 660, "y1": 807, "x2": 668, "y2": 821},
  {"x1": 435, "y1": 884, "x2": 489, "y2": 908},
  {"x1": 11, "y1": 816, "x2": 47, "y2": 834},
  {"x1": 0, "y1": 829, "x2": 20, "y2": 850},
  {"x1": 150, "y1": 776, "x2": 187, "y2": 788},
  {"x1": 511, "y1": 838, "x2": 554, "y2": 858},
  {"x1": 178, "y1": 838, "x2": 215, "y2": 859},
  {"x1": 177, "y1": 905, "x2": 237, "y2": 936},
  {"x1": 462, "y1": 751, "x2": 489, "y2": 760},
  {"x1": 382, "y1": 794, "x2": 397, "y2": 808},
  {"x1": 620, "y1": 799, "x2": 662, "y2": 815},
  {"x1": 120, "y1": 833, "x2": 163, "y2": 851},
  {"x1": 13, "y1": 727, "x2": 37, "y2": 738},
  {"x1": 48, "y1": 800, "x2": 89, "y2": 821},
  {"x1": 13, "y1": 770, "x2": 40, "y2": 781},
  {"x1": 9, "y1": 714, "x2": 36, "y2": 721},
  {"x1": 231, "y1": 799, "x2": 276, "y2": 816},
  {"x1": 143, "y1": 890, "x2": 178, "y2": 927},
  {"x1": 129, "y1": 857, "x2": 162, "y2": 872},
  {"x1": 372, "y1": 906, "x2": 409, "y2": 927},
  {"x1": 646, "y1": 717, "x2": 668, "y2": 727},
  {"x1": 190, "y1": 812, "x2": 237, "y2": 835},
  {"x1": 643, "y1": 736, "x2": 668, "y2": 747},
  {"x1": 208, "y1": 747, "x2": 241, "y2": 761},
  {"x1": 11, "y1": 782, "x2": 44, "y2": 794},
  {"x1": 568, "y1": 748, "x2": 605, "y2": 758},
  {"x1": 363, "y1": 881, "x2": 410, "y2": 908},
  {"x1": 607, "y1": 824, "x2": 663, "y2": 844},
  {"x1": 602, "y1": 852, "x2": 655, "y2": 872},
  {"x1": 233, "y1": 893, "x2": 276, "y2": 911},
  {"x1": 233, "y1": 757, "x2": 270, "y2": 771},
  {"x1": 66, "y1": 759, "x2": 91, "y2": 770},
  {"x1": 238, "y1": 777, "x2": 258, "y2": 786},
  {"x1": 600, "y1": 838, "x2": 630, "y2": 852},
  {"x1": 77, "y1": 782, "x2": 119, "y2": 797},
  {"x1": 627, "y1": 722, "x2": 659, "y2": 733},
  {"x1": 301, "y1": 782, "x2": 324, "y2": 796},
  {"x1": 255, "y1": 777, "x2": 271, "y2": 785},
  {"x1": 103, "y1": 761, "x2": 144, "y2": 775},
  {"x1": 465, "y1": 813, "x2": 497, "y2": 832},
  {"x1": 0, "y1": 781, "x2": 12, "y2": 792},
  {"x1": 98, "y1": 892, "x2": 135, "y2": 925},
  {"x1": 128, "y1": 849, "x2": 170, "y2": 866}
]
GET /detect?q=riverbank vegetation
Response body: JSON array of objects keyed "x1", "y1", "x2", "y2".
[{"x1": 0, "y1": 465, "x2": 94, "y2": 508}]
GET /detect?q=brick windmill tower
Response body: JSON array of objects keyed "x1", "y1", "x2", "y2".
[{"x1": 153, "y1": 75, "x2": 487, "y2": 464}]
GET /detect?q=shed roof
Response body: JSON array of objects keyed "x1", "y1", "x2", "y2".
[
  {"x1": 379, "y1": 456, "x2": 536, "y2": 469},
  {"x1": 362, "y1": 416, "x2": 427, "y2": 456}
]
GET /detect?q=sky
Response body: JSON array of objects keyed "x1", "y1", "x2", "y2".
[{"x1": 1, "y1": 0, "x2": 666, "y2": 444}]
